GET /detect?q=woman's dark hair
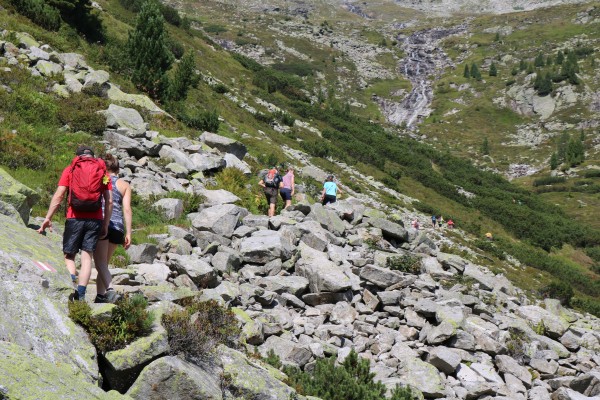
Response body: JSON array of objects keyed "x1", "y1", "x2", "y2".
[
  {"x1": 326, "y1": 175, "x2": 334, "y2": 182},
  {"x1": 103, "y1": 153, "x2": 119, "y2": 173}
]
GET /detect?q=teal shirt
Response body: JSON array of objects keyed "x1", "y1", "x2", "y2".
[{"x1": 324, "y1": 181, "x2": 338, "y2": 196}]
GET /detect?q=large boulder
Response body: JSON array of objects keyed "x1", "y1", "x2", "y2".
[
  {"x1": 152, "y1": 198, "x2": 184, "y2": 220},
  {"x1": 0, "y1": 214, "x2": 100, "y2": 385},
  {"x1": 198, "y1": 188, "x2": 240, "y2": 206},
  {"x1": 127, "y1": 356, "x2": 222, "y2": 400},
  {"x1": 307, "y1": 203, "x2": 345, "y2": 237},
  {"x1": 359, "y1": 264, "x2": 408, "y2": 288},
  {"x1": 104, "y1": 131, "x2": 148, "y2": 158},
  {"x1": 0, "y1": 168, "x2": 40, "y2": 225},
  {"x1": 258, "y1": 276, "x2": 309, "y2": 297},
  {"x1": 191, "y1": 204, "x2": 248, "y2": 238},
  {"x1": 35, "y1": 60, "x2": 63, "y2": 76},
  {"x1": 258, "y1": 336, "x2": 312, "y2": 368},
  {"x1": 224, "y1": 153, "x2": 251, "y2": 175},
  {"x1": 106, "y1": 84, "x2": 164, "y2": 115},
  {"x1": 296, "y1": 242, "x2": 357, "y2": 293},
  {"x1": 200, "y1": 131, "x2": 247, "y2": 160},
  {"x1": 368, "y1": 218, "x2": 408, "y2": 243},
  {"x1": 239, "y1": 230, "x2": 293, "y2": 264},
  {"x1": 516, "y1": 305, "x2": 570, "y2": 339},
  {"x1": 130, "y1": 178, "x2": 167, "y2": 199},
  {"x1": 101, "y1": 104, "x2": 147, "y2": 137},
  {"x1": 159, "y1": 146, "x2": 195, "y2": 171},
  {"x1": 167, "y1": 254, "x2": 218, "y2": 288},
  {"x1": 189, "y1": 152, "x2": 226, "y2": 173}
]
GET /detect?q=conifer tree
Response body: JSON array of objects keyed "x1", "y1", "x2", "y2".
[
  {"x1": 566, "y1": 136, "x2": 585, "y2": 167},
  {"x1": 127, "y1": 0, "x2": 174, "y2": 99},
  {"x1": 167, "y1": 52, "x2": 199, "y2": 101},
  {"x1": 482, "y1": 137, "x2": 489, "y2": 155},
  {"x1": 546, "y1": 55, "x2": 553, "y2": 66},
  {"x1": 519, "y1": 59, "x2": 527, "y2": 71},
  {"x1": 526, "y1": 62, "x2": 535, "y2": 74},
  {"x1": 556, "y1": 50, "x2": 564, "y2": 65},
  {"x1": 489, "y1": 62, "x2": 497, "y2": 77},
  {"x1": 534, "y1": 53, "x2": 545, "y2": 67},
  {"x1": 470, "y1": 62, "x2": 481, "y2": 80},
  {"x1": 494, "y1": 32, "x2": 500, "y2": 42},
  {"x1": 537, "y1": 72, "x2": 553, "y2": 96},
  {"x1": 463, "y1": 64, "x2": 470, "y2": 78},
  {"x1": 511, "y1": 66, "x2": 518, "y2": 76},
  {"x1": 550, "y1": 152, "x2": 559, "y2": 170}
]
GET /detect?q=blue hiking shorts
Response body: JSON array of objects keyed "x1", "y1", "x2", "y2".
[{"x1": 63, "y1": 219, "x2": 102, "y2": 255}]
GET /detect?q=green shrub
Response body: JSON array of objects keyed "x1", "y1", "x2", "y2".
[
  {"x1": 386, "y1": 254, "x2": 421, "y2": 274},
  {"x1": 583, "y1": 170, "x2": 600, "y2": 178},
  {"x1": 213, "y1": 83, "x2": 229, "y2": 94},
  {"x1": 473, "y1": 239, "x2": 506, "y2": 260},
  {"x1": 284, "y1": 350, "x2": 418, "y2": 400},
  {"x1": 204, "y1": 24, "x2": 227, "y2": 34},
  {"x1": 57, "y1": 94, "x2": 108, "y2": 135},
  {"x1": 585, "y1": 246, "x2": 600, "y2": 262},
  {"x1": 540, "y1": 281, "x2": 574, "y2": 306},
  {"x1": 232, "y1": 53, "x2": 263, "y2": 72},
  {"x1": 11, "y1": 0, "x2": 61, "y2": 30},
  {"x1": 532, "y1": 176, "x2": 566, "y2": 186},
  {"x1": 68, "y1": 294, "x2": 154, "y2": 353},
  {"x1": 272, "y1": 61, "x2": 317, "y2": 77},
  {"x1": 179, "y1": 109, "x2": 220, "y2": 132},
  {"x1": 264, "y1": 349, "x2": 282, "y2": 368},
  {"x1": 162, "y1": 299, "x2": 240, "y2": 358},
  {"x1": 160, "y1": 3, "x2": 182, "y2": 26}
]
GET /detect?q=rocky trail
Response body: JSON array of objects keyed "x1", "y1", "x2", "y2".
[
  {"x1": 1, "y1": 31, "x2": 600, "y2": 400},
  {"x1": 376, "y1": 26, "x2": 466, "y2": 128}
]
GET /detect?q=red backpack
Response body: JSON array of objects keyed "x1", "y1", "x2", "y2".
[{"x1": 68, "y1": 156, "x2": 107, "y2": 212}]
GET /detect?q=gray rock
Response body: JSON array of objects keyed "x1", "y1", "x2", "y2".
[
  {"x1": 258, "y1": 335, "x2": 312, "y2": 367},
  {"x1": 152, "y1": 198, "x2": 184, "y2": 220},
  {"x1": 130, "y1": 177, "x2": 167, "y2": 198},
  {"x1": 28, "y1": 46, "x2": 49, "y2": 62},
  {"x1": 127, "y1": 356, "x2": 222, "y2": 400},
  {"x1": 570, "y1": 371, "x2": 600, "y2": 397},
  {"x1": 199, "y1": 188, "x2": 240, "y2": 206},
  {"x1": 35, "y1": 60, "x2": 63, "y2": 76},
  {"x1": 427, "y1": 321, "x2": 457, "y2": 344},
  {"x1": 368, "y1": 218, "x2": 408, "y2": 243},
  {"x1": 191, "y1": 204, "x2": 248, "y2": 238},
  {"x1": 397, "y1": 356, "x2": 445, "y2": 398},
  {"x1": 200, "y1": 131, "x2": 247, "y2": 160},
  {"x1": 239, "y1": 230, "x2": 293, "y2": 264},
  {"x1": 495, "y1": 355, "x2": 532, "y2": 388},
  {"x1": 167, "y1": 254, "x2": 218, "y2": 288},
  {"x1": 0, "y1": 167, "x2": 40, "y2": 224},
  {"x1": 516, "y1": 306, "x2": 570, "y2": 339},
  {"x1": 104, "y1": 131, "x2": 147, "y2": 158},
  {"x1": 56, "y1": 52, "x2": 87, "y2": 69},
  {"x1": 83, "y1": 69, "x2": 110, "y2": 91},
  {"x1": 330, "y1": 301, "x2": 358, "y2": 325},
  {"x1": 296, "y1": 242, "x2": 356, "y2": 293},
  {"x1": 223, "y1": 153, "x2": 251, "y2": 175},
  {"x1": 242, "y1": 214, "x2": 270, "y2": 228},
  {"x1": 302, "y1": 290, "x2": 353, "y2": 306},
  {"x1": 159, "y1": 146, "x2": 195, "y2": 171},
  {"x1": 359, "y1": 264, "x2": 406, "y2": 288},
  {"x1": 528, "y1": 386, "x2": 551, "y2": 400},
  {"x1": 135, "y1": 263, "x2": 170, "y2": 283},
  {"x1": 211, "y1": 251, "x2": 242, "y2": 273},
  {"x1": 102, "y1": 104, "x2": 147, "y2": 137},
  {"x1": 258, "y1": 276, "x2": 309, "y2": 297},
  {"x1": 437, "y1": 252, "x2": 468, "y2": 273},
  {"x1": 308, "y1": 203, "x2": 345, "y2": 237},
  {"x1": 127, "y1": 243, "x2": 159, "y2": 264},
  {"x1": 428, "y1": 346, "x2": 462, "y2": 374},
  {"x1": 551, "y1": 387, "x2": 596, "y2": 400},
  {"x1": 189, "y1": 152, "x2": 226, "y2": 173}
]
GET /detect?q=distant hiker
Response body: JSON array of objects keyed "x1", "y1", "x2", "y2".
[
  {"x1": 447, "y1": 219, "x2": 454, "y2": 229},
  {"x1": 485, "y1": 232, "x2": 493, "y2": 241},
  {"x1": 93, "y1": 154, "x2": 132, "y2": 304},
  {"x1": 438, "y1": 216, "x2": 444, "y2": 228},
  {"x1": 431, "y1": 215, "x2": 437, "y2": 229},
  {"x1": 259, "y1": 167, "x2": 283, "y2": 217},
  {"x1": 37, "y1": 145, "x2": 113, "y2": 302},
  {"x1": 321, "y1": 175, "x2": 341, "y2": 205},
  {"x1": 411, "y1": 219, "x2": 420, "y2": 230},
  {"x1": 280, "y1": 166, "x2": 295, "y2": 209}
]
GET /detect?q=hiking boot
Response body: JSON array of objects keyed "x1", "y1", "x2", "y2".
[
  {"x1": 95, "y1": 289, "x2": 122, "y2": 304},
  {"x1": 68, "y1": 290, "x2": 80, "y2": 302}
]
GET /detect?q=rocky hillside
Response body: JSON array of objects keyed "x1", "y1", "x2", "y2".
[{"x1": 1, "y1": 34, "x2": 600, "y2": 400}]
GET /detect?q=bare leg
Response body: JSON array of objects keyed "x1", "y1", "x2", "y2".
[
  {"x1": 285, "y1": 200, "x2": 292, "y2": 208},
  {"x1": 94, "y1": 239, "x2": 110, "y2": 295},
  {"x1": 268, "y1": 203, "x2": 276, "y2": 217},
  {"x1": 64, "y1": 254, "x2": 77, "y2": 277},
  {"x1": 79, "y1": 250, "x2": 93, "y2": 287}
]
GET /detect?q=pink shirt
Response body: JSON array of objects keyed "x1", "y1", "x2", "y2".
[{"x1": 282, "y1": 172, "x2": 294, "y2": 189}]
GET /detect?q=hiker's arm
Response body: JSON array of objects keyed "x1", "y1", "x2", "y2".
[
  {"x1": 259, "y1": 179, "x2": 265, "y2": 188},
  {"x1": 320, "y1": 187, "x2": 325, "y2": 200},
  {"x1": 122, "y1": 184, "x2": 133, "y2": 249},
  {"x1": 101, "y1": 189, "x2": 113, "y2": 238},
  {"x1": 37, "y1": 186, "x2": 67, "y2": 233}
]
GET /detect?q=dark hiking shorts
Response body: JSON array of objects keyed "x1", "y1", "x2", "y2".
[
  {"x1": 63, "y1": 219, "x2": 102, "y2": 255},
  {"x1": 99, "y1": 228, "x2": 125, "y2": 245},
  {"x1": 264, "y1": 187, "x2": 279, "y2": 204},
  {"x1": 322, "y1": 194, "x2": 337, "y2": 205},
  {"x1": 280, "y1": 188, "x2": 292, "y2": 201}
]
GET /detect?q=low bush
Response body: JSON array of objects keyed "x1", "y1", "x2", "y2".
[
  {"x1": 69, "y1": 294, "x2": 154, "y2": 353},
  {"x1": 57, "y1": 94, "x2": 108, "y2": 135},
  {"x1": 11, "y1": 0, "x2": 61, "y2": 30},
  {"x1": 179, "y1": 109, "x2": 220, "y2": 132},
  {"x1": 232, "y1": 53, "x2": 263, "y2": 72},
  {"x1": 532, "y1": 176, "x2": 566, "y2": 186},
  {"x1": 162, "y1": 299, "x2": 240, "y2": 359},
  {"x1": 583, "y1": 169, "x2": 600, "y2": 178},
  {"x1": 284, "y1": 350, "x2": 418, "y2": 400},
  {"x1": 386, "y1": 254, "x2": 421, "y2": 274},
  {"x1": 473, "y1": 239, "x2": 506, "y2": 260},
  {"x1": 213, "y1": 83, "x2": 229, "y2": 94},
  {"x1": 539, "y1": 281, "x2": 574, "y2": 306}
]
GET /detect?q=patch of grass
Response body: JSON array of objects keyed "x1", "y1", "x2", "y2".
[{"x1": 68, "y1": 294, "x2": 154, "y2": 353}]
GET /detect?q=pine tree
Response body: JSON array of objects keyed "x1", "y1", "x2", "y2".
[
  {"x1": 511, "y1": 66, "x2": 518, "y2": 76},
  {"x1": 534, "y1": 53, "x2": 545, "y2": 67},
  {"x1": 463, "y1": 64, "x2": 470, "y2": 78},
  {"x1": 566, "y1": 136, "x2": 585, "y2": 167},
  {"x1": 546, "y1": 55, "x2": 553, "y2": 66},
  {"x1": 489, "y1": 62, "x2": 497, "y2": 77},
  {"x1": 470, "y1": 62, "x2": 481, "y2": 80},
  {"x1": 537, "y1": 72, "x2": 553, "y2": 96},
  {"x1": 557, "y1": 131, "x2": 570, "y2": 161},
  {"x1": 127, "y1": 0, "x2": 174, "y2": 99},
  {"x1": 482, "y1": 137, "x2": 489, "y2": 155},
  {"x1": 526, "y1": 62, "x2": 535, "y2": 74},
  {"x1": 519, "y1": 59, "x2": 527, "y2": 71},
  {"x1": 556, "y1": 50, "x2": 564, "y2": 65},
  {"x1": 550, "y1": 152, "x2": 559, "y2": 170},
  {"x1": 494, "y1": 32, "x2": 500, "y2": 42},
  {"x1": 167, "y1": 51, "x2": 199, "y2": 101}
]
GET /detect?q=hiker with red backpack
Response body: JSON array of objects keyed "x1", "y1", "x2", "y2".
[
  {"x1": 259, "y1": 167, "x2": 283, "y2": 217},
  {"x1": 37, "y1": 145, "x2": 113, "y2": 302}
]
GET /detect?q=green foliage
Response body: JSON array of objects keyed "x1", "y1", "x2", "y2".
[
  {"x1": 532, "y1": 320, "x2": 547, "y2": 336},
  {"x1": 481, "y1": 137, "x2": 489, "y2": 155},
  {"x1": 10, "y1": 0, "x2": 61, "y2": 30},
  {"x1": 386, "y1": 254, "x2": 421, "y2": 274},
  {"x1": 161, "y1": 299, "x2": 240, "y2": 358},
  {"x1": 519, "y1": 59, "x2": 527, "y2": 71},
  {"x1": 127, "y1": 0, "x2": 174, "y2": 98},
  {"x1": 284, "y1": 350, "x2": 418, "y2": 400},
  {"x1": 463, "y1": 64, "x2": 470, "y2": 78},
  {"x1": 232, "y1": 53, "x2": 264, "y2": 72},
  {"x1": 177, "y1": 108, "x2": 220, "y2": 132},
  {"x1": 510, "y1": 66, "x2": 518, "y2": 76},
  {"x1": 534, "y1": 72, "x2": 553, "y2": 96},
  {"x1": 470, "y1": 62, "x2": 481, "y2": 80},
  {"x1": 540, "y1": 281, "x2": 574, "y2": 306},
  {"x1": 488, "y1": 62, "x2": 497, "y2": 77},
  {"x1": 565, "y1": 136, "x2": 585, "y2": 167},
  {"x1": 167, "y1": 52, "x2": 199, "y2": 101},
  {"x1": 273, "y1": 61, "x2": 317, "y2": 77},
  {"x1": 583, "y1": 169, "x2": 600, "y2": 178},
  {"x1": 56, "y1": 93, "x2": 108, "y2": 135},
  {"x1": 213, "y1": 83, "x2": 229, "y2": 94},
  {"x1": 534, "y1": 52, "x2": 545, "y2": 67},
  {"x1": 253, "y1": 68, "x2": 304, "y2": 94},
  {"x1": 550, "y1": 153, "x2": 559, "y2": 170},
  {"x1": 265, "y1": 349, "x2": 282, "y2": 369},
  {"x1": 168, "y1": 38, "x2": 185, "y2": 60},
  {"x1": 274, "y1": 110, "x2": 295, "y2": 126},
  {"x1": 505, "y1": 328, "x2": 527, "y2": 362},
  {"x1": 160, "y1": 3, "x2": 182, "y2": 26},
  {"x1": 533, "y1": 176, "x2": 566, "y2": 186},
  {"x1": 68, "y1": 294, "x2": 154, "y2": 353},
  {"x1": 204, "y1": 24, "x2": 227, "y2": 34},
  {"x1": 473, "y1": 239, "x2": 506, "y2": 260},
  {"x1": 556, "y1": 50, "x2": 564, "y2": 65}
]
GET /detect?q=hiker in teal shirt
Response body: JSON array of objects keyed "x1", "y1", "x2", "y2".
[{"x1": 321, "y1": 175, "x2": 342, "y2": 205}]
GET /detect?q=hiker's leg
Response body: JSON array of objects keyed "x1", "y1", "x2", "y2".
[
  {"x1": 285, "y1": 200, "x2": 292, "y2": 208},
  {"x1": 94, "y1": 239, "x2": 109, "y2": 295},
  {"x1": 79, "y1": 250, "x2": 93, "y2": 286},
  {"x1": 64, "y1": 253, "x2": 77, "y2": 278},
  {"x1": 77, "y1": 220, "x2": 102, "y2": 299},
  {"x1": 268, "y1": 203, "x2": 276, "y2": 217}
]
